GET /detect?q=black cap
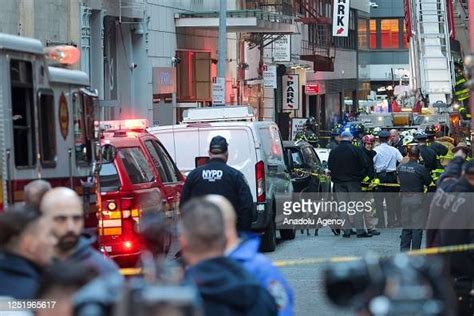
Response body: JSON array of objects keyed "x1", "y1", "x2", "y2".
[
  {"x1": 378, "y1": 130, "x2": 390, "y2": 138},
  {"x1": 209, "y1": 136, "x2": 228, "y2": 154}
]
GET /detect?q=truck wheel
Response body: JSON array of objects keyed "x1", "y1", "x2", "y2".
[
  {"x1": 260, "y1": 220, "x2": 276, "y2": 252},
  {"x1": 280, "y1": 229, "x2": 296, "y2": 240}
]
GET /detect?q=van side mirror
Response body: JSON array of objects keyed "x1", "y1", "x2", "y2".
[{"x1": 101, "y1": 144, "x2": 117, "y2": 164}]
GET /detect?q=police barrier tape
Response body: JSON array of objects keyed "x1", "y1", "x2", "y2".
[
  {"x1": 119, "y1": 243, "x2": 474, "y2": 275},
  {"x1": 273, "y1": 243, "x2": 474, "y2": 267}
]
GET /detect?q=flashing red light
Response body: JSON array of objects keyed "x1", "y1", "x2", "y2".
[
  {"x1": 123, "y1": 241, "x2": 133, "y2": 249},
  {"x1": 45, "y1": 46, "x2": 80, "y2": 65}
]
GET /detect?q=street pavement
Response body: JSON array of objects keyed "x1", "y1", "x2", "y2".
[{"x1": 267, "y1": 228, "x2": 402, "y2": 316}]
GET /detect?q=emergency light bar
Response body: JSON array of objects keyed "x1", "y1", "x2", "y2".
[
  {"x1": 44, "y1": 45, "x2": 80, "y2": 65},
  {"x1": 182, "y1": 106, "x2": 255, "y2": 123},
  {"x1": 99, "y1": 119, "x2": 149, "y2": 131}
]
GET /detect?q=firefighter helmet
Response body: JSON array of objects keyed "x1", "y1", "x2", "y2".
[
  {"x1": 402, "y1": 135, "x2": 415, "y2": 146},
  {"x1": 362, "y1": 135, "x2": 375, "y2": 144}
]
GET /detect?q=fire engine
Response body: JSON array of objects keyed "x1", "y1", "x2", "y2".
[{"x1": 0, "y1": 33, "x2": 98, "y2": 213}]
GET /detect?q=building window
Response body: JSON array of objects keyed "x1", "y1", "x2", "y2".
[
  {"x1": 369, "y1": 18, "x2": 408, "y2": 50},
  {"x1": 73, "y1": 92, "x2": 95, "y2": 166},
  {"x1": 38, "y1": 91, "x2": 57, "y2": 167},
  {"x1": 370, "y1": 20, "x2": 377, "y2": 49},
  {"x1": 358, "y1": 18, "x2": 369, "y2": 50},
  {"x1": 10, "y1": 59, "x2": 36, "y2": 168},
  {"x1": 176, "y1": 51, "x2": 211, "y2": 102},
  {"x1": 380, "y1": 19, "x2": 400, "y2": 49}
]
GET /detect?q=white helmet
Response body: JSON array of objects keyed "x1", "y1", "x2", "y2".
[{"x1": 402, "y1": 135, "x2": 414, "y2": 146}]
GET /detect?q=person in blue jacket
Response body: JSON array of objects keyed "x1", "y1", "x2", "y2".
[{"x1": 206, "y1": 195, "x2": 294, "y2": 316}]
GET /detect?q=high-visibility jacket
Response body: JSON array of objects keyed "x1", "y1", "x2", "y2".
[{"x1": 455, "y1": 75, "x2": 470, "y2": 101}]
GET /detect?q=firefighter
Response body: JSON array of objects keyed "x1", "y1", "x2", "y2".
[
  {"x1": 295, "y1": 117, "x2": 319, "y2": 147},
  {"x1": 360, "y1": 134, "x2": 380, "y2": 236},
  {"x1": 397, "y1": 146, "x2": 431, "y2": 251},
  {"x1": 454, "y1": 62, "x2": 470, "y2": 104},
  {"x1": 425, "y1": 125, "x2": 449, "y2": 158},
  {"x1": 180, "y1": 136, "x2": 254, "y2": 232},
  {"x1": 415, "y1": 132, "x2": 439, "y2": 172}
]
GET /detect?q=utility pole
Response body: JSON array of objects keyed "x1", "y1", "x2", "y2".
[{"x1": 214, "y1": 0, "x2": 227, "y2": 106}]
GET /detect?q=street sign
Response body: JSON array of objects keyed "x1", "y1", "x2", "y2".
[
  {"x1": 332, "y1": 0, "x2": 350, "y2": 37},
  {"x1": 212, "y1": 77, "x2": 225, "y2": 106},
  {"x1": 263, "y1": 65, "x2": 277, "y2": 89},
  {"x1": 291, "y1": 118, "x2": 307, "y2": 140},
  {"x1": 282, "y1": 75, "x2": 299, "y2": 110},
  {"x1": 273, "y1": 35, "x2": 291, "y2": 62},
  {"x1": 305, "y1": 83, "x2": 324, "y2": 95}
]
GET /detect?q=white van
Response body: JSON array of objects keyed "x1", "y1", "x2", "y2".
[{"x1": 148, "y1": 106, "x2": 293, "y2": 251}]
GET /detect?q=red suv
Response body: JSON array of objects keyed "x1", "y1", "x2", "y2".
[{"x1": 97, "y1": 119, "x2": 184, "y2": 266}]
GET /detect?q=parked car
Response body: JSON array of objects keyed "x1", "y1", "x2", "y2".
[
  {"x1": 283, "y1": 141, "x2": 330, "y2": 193},
  {"x1": 148, "y1": 106, "x2": 294, "y2": 251},
  {"x1": 97, "y1": 119, "x2": 184, "y2": 267}
]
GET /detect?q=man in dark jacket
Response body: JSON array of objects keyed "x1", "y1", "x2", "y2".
[
  {"x1": 434, "y1": 160, "x2": 474, "y2": 315},
  {"x1": 180, "y1": 198, "x2": 277, "y2": 316},
  {"x1": 416, "y1": 132, "x2": 443, "y2": 172},
  {"x1": 397, "y1": 146, "x2": 431, "y2": 251},
  {"x1": 40, "y1": 187, "x2": 120, "y2": 276},
  {"x1": 328, "y1": 131, "x2": 370, "y2": 238},
  {"x1": 206, "y1": 195, "x2": 293, "y2": 316},
  {"x1": 426, "y1": 147, "x2": 468, "y2": 248},
  {"x1": 180, "y1": 135, "x2": 253, "y2": 231},
  {"x1": 0, "y1": 205, "x2": 57, "y2": 299}
]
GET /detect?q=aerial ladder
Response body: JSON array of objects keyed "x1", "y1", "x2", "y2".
[{"x1": 408, "y1": 0, "x2": 455, "y2": 107}]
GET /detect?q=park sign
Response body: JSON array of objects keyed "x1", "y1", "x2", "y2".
[
  {"x1": 332, "y1": 0, "x2": 350, "y2": 37},
  {"x1": 282, "y1": 75, "x2": 299, "y2": 110}
]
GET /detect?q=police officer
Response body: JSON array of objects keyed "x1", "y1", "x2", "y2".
[
  {"x1": 397, "y1": 146, "x2": 431, "y2": 251},
  {"x1": 180, "y1": 136, "x2": 253, "y2": 231},
  {"x1": 327, "y1": 128, "x2": 341, "y2": 150},
  {"x1": 328, "y1": 131, "x2": 371, "y2": 238},
  {"x1": 373, "y1": 130, "x2": 403, "y2": 228}
]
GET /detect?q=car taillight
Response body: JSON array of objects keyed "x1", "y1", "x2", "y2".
[
  {"x1": 255, "y1": 161, "x2": 266, "y2": 203},
  {"x1": 123, "y1": 240, "x2": 133, "y2": 249},
  {"x1": 121, "y1": 198, "x2": 133, "y2": 218}
]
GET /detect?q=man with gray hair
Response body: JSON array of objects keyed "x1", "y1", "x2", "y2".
[
  {"x1": 389, "y1": 129, "x2": 406, "y2": 156},
  {"x1": 24, "y1": 180, "x2": 52, "y2": 209},
  {"x1": 179, "y1": 198, "x2": 277, "y2": 316}
]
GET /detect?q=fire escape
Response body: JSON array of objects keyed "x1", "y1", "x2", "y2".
[{"x1": 294, "y1": 0, "x2": 335, "y2": 71}]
